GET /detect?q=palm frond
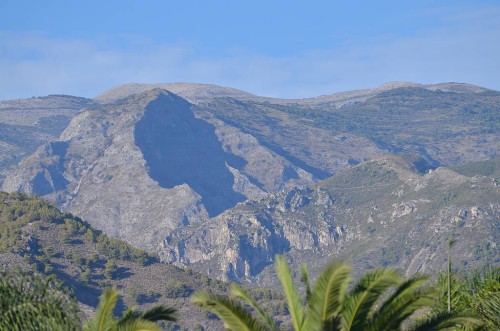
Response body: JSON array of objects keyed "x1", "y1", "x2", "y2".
[
  {"x1": 84, "y1": 287, "x2": 119, "y2": 331},
  {"x1": 192, "y1": 291, "x2": 267, "y2": 331},
  {"x1": 341, "y1": 268, "x2": 400, "y2": 331},
  {"x1": 117, "y1": 309, "x2": 141, "y2": 326},
  {"x1": 116, "y1": 319, "x2": 164, "y2": 331},
  {"x1": 231, "y1": 284, "x2": 279, "y2": 331},
  {"x1": 301, "y1": 265, "x2": 312, "y2": 304},
  {"x1": 139, "y1": 305, "x2": 177, "y2": 322},
  {"x1": 304, "y1": 261, "x2": 351, "y2": 331},
  {"x1": 368, "y1": 274, "x2": 435, "y2": 331},
  {"x1": 409, "y1": 312, "x2": 483, "y2": 331},
  {"x1": 276, "y1": 255, "x2": 305, "y2": 331}
]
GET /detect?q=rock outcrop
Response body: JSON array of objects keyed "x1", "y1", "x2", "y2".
[{"x1": 160, "y1": 157, "x2": 500, "y2": 284}]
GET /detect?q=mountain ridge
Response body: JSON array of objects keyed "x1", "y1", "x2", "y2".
[
  {"x1": 3, "y1": 89, "x2": 320, "y2": 251},
  {"x1": 94, "y1": 81, "x2": 492, "y2": 107},
  {"x1": 1, "y1": 81, "x2": 498, "y2": 288},
  {"x1": 159, "y1": 156, "x2": 499, "y2": 284}
]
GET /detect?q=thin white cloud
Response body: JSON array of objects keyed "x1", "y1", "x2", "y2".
[{"x1": 0, "y1": 6, "x2": 498, "y2": 100}]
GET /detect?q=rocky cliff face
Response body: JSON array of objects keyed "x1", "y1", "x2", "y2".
[
  {"x1": 2, "y1": 90, "x2": 319, "y2": 250},
  {"x1": 0, "y1": 95, "x2": 94, "y2": 185},
  {"x1": 160, "y1": 157, "x2": 499, "y2": 283}
]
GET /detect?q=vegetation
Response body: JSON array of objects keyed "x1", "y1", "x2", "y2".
[
  {"x1": 451, "y1": 158, "x2": 500, "y2": 181},
  {"x1": 434, "y1": 267, "x2": 500, "y2": 330},
  {"x1": 0, "y1": 192, "x2": 242, "y2": 329},
  {"x1": 0, "y1": 271, "x2": 81, "y2": 331},
  {"x1": 1, "y1": 192, "x2": 497, "y2": 330},
  {"x1": 0, "y1": 273, "x2": 176, "y2": 331},
  {"x1": 84, "y1": 287, "x2": 176, "y2": 331},
  {"x1": 193, "y1": 255, "x2": 482, "y2": 331}
]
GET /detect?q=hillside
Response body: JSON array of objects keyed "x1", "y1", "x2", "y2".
[
  {"x1": 0, "y1": 95, "x2": 95, "y2": 186},
  {"x1": 0, "y1": 192, "x2": 289, "y2": 330},
  {"x1": 1, "y1": 82, "x2": 498, "y2": 288},
  {"x1": 2, "y1": 89, "x2": 319, "y2": 251},
  {"x1": 160, "y1": 156, "x2": 499, "y2": 285}
]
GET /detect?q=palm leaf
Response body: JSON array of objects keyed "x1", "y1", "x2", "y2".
[
  {"x1": 303, "y1": 261, "x2": 352, "y2": 331},
  {"x1": 341, "y1": 268, "x2": 400, "y2": 331},
  {"x1": 231, "y1": 284, "x2": 279, "y2": 331},
  {"x1": 192, "y1": 291, "x2": 267, "y2": 331},
  {"x1": 409, "y1": 312, "x2": 483, "y2": 331},
  {"x1": 139, "y1": 305, "x2": 177, "y2": 322},
  {"x1": 84, "y1": 287, "x2": 119, "y2": 331},
  {"x1": 116, "y1": 319, "x2": 164, "y2": 331},
  {"x1": 276, "y1": 255, "x2": 305, "y2": 331},
  {"x1": 368, "y1": 274, "x2": 435, "y2": 331},
  {"x1": 301, "y1": 265, "x2": 312, "y2": 304}
]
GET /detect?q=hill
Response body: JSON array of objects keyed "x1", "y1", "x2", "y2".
[
  {"x1": 0, "y1": 95, "x2": 95, "y2": 186},
  {"x1": 2, "y1": 89, "x2": 319, "y2": 252},
  {"x1": 160, "y1": 156, "x2": 499, "y2": 285},
  {"x1": 0, "y1": 192, "x2": 288, "y2": 330}
]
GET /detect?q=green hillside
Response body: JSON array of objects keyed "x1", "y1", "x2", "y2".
[
  {"x1": 451, "y1": 158, "x2": 500, "y2": 181},
  {"x1": 0, "y1": 192, "x2": 288, "y2": 330}
]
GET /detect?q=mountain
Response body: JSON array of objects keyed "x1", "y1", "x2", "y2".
[
  {"x1": 160, "y1": 156, "x2": 499, "y2": 284},
  {"x1": 1, "y1": 81, "x2": 498, "y2": 283},
  {"x1": 2, "y1": 89, "x2": 323, "y2": 251},
  {"x1": 0, "y1": 192, "x2": 288, "y2": 330},
  {"x1": 0, "y1": 95, "x2": 95, "y2": 186}
]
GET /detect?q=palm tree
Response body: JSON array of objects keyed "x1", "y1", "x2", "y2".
[
  {"x1": 434, "y1": 267, "x2": 499, "y2": 330},
  {"x1": 0, "y1": 271, "x2": 80, "y2": 331},
  {"x1": 461, "y1": 267, "x2": 499, "y2": 330},
  {"x1": 84, "y1": 287, "x2": 176, "y2": 331},
  {"x1": 192, "y1": 255, "x2": 480, "y2": 331}
]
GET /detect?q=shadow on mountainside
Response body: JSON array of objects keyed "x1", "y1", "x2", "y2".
[{"x1": 135, "y1": 93, "x2": 245, "y2": 217}]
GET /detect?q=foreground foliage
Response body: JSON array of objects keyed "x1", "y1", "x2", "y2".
[
  {"x1": 84, "y1": 287, "x2": 177, "y2": 331},
  {"x1": 0, "y1": 270, "x2": 176, "y2": 331},
  {"x1": 193, "y1": 256, "x2": 481, "y2": 331},
  {"x1": 0, "y1": 271, "x2": 81, "y2": 331},
  {"x1": 434, "y1": 267, "x2": 500, "y2": 330}
]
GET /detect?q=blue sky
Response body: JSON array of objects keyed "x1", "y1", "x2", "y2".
[{"x1": 0, "y1": 0, "x2": 499, "y2": 99}]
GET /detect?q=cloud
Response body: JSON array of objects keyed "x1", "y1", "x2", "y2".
[{"x1": 0, "y1": 7, "x2": 499, "y2": 100}]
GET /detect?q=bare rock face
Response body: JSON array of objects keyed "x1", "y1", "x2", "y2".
[
  {"x1": 0, "y1": 95, "x2": 94, "y2": 185},
  {"x1": 160, "y1": 186, "x2": 348, "y2": 281},
  {"x1": 160, "y1": 157, "x2": 500, "y2": 284},
  {"x1": 2, "y1": 90, "x2": 317, "y2": 250}
]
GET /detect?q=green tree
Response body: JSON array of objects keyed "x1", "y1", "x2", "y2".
[
  {"x1": 192, "y1": 255, "x2": 480, "y2": 331},
  {"x1": 80, "y1": 265, "x2": 92, "y2": 283},
  {"x1": 105, "y1": 259, "x2": 118, "y2": 280},
  {"x1": 84, "y1": 287, "x2": 177, "y2": 331}
]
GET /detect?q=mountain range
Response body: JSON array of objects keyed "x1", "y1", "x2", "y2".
[{"x1": 0, "y1": 81, "x2": 498, "y2": 286}]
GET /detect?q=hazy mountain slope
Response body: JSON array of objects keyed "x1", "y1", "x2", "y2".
[
  {"x1": 196, "y1": 97, "x2": 385, "y2": 177},
  {"x1": 2, "y1": 82, "x2": 498, "y2": 282},
  {"x1": 0, "y1": 95, "x2": 94, "y2": 185},
  {"x1": 292, "y1": 81, "x2": 491, "y2": 107},
  {"x1": 95, "y1": 81, "x2": 490, "y2": 107},
  {"x1": 451, "y1": 158, "x2": 500, "y2": 181},
  {"x1": 160, "y1": 156, "x2": 499, "y2": 284},
  {"x1": 238, "y1": 87, "x2": 499, "y2": 167},
  {"x1": 0, "y1": 192, "x2": 290, "y2": 330},
  {"x1": 2, "y1": 89, "x2": 317, "y2": 251}
]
